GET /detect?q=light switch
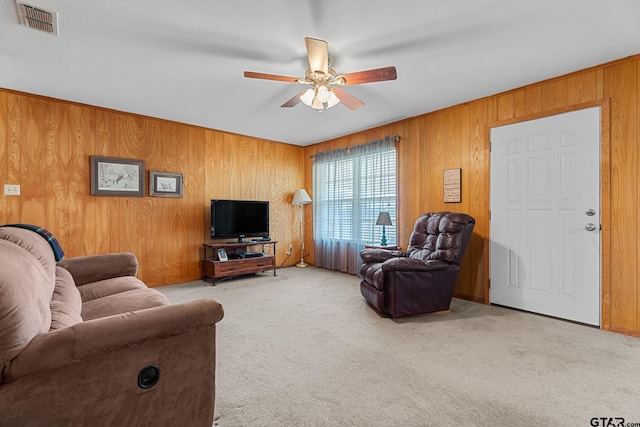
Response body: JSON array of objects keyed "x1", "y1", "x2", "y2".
[{"x1": 4, "y1": 184, "x2": 20, "y2": 196}]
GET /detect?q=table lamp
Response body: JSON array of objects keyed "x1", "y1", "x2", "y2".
[{"x1": 375, "y1": 211, "x2": 392, "y2": 246}]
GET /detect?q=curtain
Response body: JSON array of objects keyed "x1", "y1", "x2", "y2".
[{"x1": 312, "y1": 135, "x2": 398, "y2": 274}]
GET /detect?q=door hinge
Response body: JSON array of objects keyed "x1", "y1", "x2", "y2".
[
  {"x1": 488, "y1": 278, "x2": 491, "y2": 289},
  {"x1": 489, "y1": 210, "x2": 491, "y2": 220}
]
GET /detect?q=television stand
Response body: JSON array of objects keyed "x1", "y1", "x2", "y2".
[{"x1": 202, "y1": 241, "x2": 277, "y2": 284}]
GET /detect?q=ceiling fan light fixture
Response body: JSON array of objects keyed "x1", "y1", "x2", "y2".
[
  {"x1": 244, "y1": 37, "x2": 393, "y2": 111},
  {"x1": 300, "y1": 85, "x2": 340, "y2": 110}
]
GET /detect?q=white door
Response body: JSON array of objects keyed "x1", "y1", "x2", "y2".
[{"x1": 490, "y1": 107, "x2": 600, "y2": 326}]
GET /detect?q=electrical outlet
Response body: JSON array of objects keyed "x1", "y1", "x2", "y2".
[
  {"x1": 287, "y1": 244, "x2": 293, "y2": 255},
  {"x1": 4, "y1": 184, "x2": 20, "y2": 196}
]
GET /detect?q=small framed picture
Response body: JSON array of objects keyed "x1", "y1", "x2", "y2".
[
  {"x1": 90, "y1": 156, "x2": 145, "y2": 197},
  {"x1": 149, "y1": 171, "x2": 184, "y2": 198},
  {"x1": 217, "y1": 248, "x2": 228, "y2": 262}
]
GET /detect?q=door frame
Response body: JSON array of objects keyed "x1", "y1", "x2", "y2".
[{"x1": 485, "y1": 99, "x2": 611, "y2": 329}]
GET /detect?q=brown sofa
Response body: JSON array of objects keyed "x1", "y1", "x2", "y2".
[
  {"x1": 359, "y1": 212, "x2": 475, "y2": 318},
  {"x1": 0, "y1": 226, "x2": 224, "y2": 427}
]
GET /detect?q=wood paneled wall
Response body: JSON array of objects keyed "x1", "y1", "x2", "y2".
[
  {"x1": 0, "y1": 90, "x2": 305, "y2": 287},
  {"x1": 304, "y1": 54, "x2": 640, "y2": 337},
  {"x1": 2, "y1": 53, "x2": 640, "y2": 336}
]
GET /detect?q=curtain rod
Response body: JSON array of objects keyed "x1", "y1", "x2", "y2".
[{"x1": 310, "y1": 135, "x2": 400, "y2": 159}]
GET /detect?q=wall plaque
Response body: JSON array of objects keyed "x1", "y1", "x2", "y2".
[{"x1": 444, "y1": 168, "x2": 461, "y2": 203}]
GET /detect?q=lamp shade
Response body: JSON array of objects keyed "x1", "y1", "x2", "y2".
[
  {"x1": 300, "y1": 89, "x2": 315, "y2": 106},
  {"x1": 375, "y1": 211, "x2": 392, "y2": 226},
  {"x1": 292, "y1": 189, "x2": 312, "y2": 205},
  {"x1": 326, "y1": 90, "x2": 340, "y2": 108}
]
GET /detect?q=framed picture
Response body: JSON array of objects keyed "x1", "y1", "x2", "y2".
[
  {"x1": 443, "y1": 168, "x2": 462, "y2": 203},
  {"x1": 90, "y1": 156, "x2": 145, "y2": 197},
  {"x1": 217, "y1": 248, "x2": 228, "y2": 262},
  {"x1": 149, "y1": 171, "x2": 184, "y2": 198}
]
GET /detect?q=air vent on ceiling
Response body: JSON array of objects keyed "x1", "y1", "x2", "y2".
[{"x1": 16, "y1": 1, "x2": 58, "y2": 35}]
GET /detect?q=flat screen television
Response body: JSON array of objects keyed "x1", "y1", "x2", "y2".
[{"x1": 211, "y1": 199, "x2": 270, "y2": 242}]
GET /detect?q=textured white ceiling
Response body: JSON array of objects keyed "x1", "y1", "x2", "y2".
[{"x1": 2, "y1": 1, "x2": 640, "y2": 146}]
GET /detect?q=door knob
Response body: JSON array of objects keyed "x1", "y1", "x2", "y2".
[
  {"x1": 586, "y1": 208, "x2": 596, "y2": 216},
  {"x1": 585, "y1": 223, "x2": 597, "y2": 231}
]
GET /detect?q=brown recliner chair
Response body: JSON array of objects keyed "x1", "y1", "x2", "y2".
[{"x1": 359, "y1": 212, "x2": 475, "y2": 318}]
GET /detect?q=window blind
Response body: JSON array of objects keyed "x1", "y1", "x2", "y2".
[{"x1": 312, "y1": 136, "x2": 397, "y2": 274}]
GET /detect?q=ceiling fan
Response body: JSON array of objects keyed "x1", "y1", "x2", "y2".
[{"x1": 244, "y1": 37, "x2": 397, "y2": 111}]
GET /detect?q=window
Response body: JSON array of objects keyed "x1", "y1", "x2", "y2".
[{"x1": 312, "y1": 136, "x2": 397, "y2": 274}]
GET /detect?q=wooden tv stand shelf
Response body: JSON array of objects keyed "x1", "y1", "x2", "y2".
[{"x1": 202, "y1": 241, "x2": 277, "y2": 284}]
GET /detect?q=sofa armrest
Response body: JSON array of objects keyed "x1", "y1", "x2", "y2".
[
  {"x1": 4, "y1": 299, "x2": 224, "y2": 381},
  {"x1": 382, "y1": 257, "x2": 451, "y2": 272},
  {"x1": 360, "y1": 249, "x2": 407, "y2": 263},
  {"x1": 57, "y1": 252, "x2": 139, "y2": 286}
]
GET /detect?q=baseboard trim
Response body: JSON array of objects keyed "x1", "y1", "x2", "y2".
[{"x1": 606, "y1": 326, "x2": 640, "y2": 338}]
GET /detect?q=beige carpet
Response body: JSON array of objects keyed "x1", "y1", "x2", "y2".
[{"x1": 158, "y1": 267, "x2": 640, "y2": 427}]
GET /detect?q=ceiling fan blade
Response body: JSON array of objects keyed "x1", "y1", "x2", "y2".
[
  {"x1": 244, "y1": 71, "x2": 300, "y2": 83},
  {"x1": 305, "y1": 37, "x2": 329, "y2": 75},
  {"x1": 332, "y1": 88, "x2": 364, "y2": 110},
  {"x1": 281, "y1": 90, "x2": 307, "y2": 108},
  {"x1": 337, "y1": 66, "x2": 397, "y2": 85}
]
